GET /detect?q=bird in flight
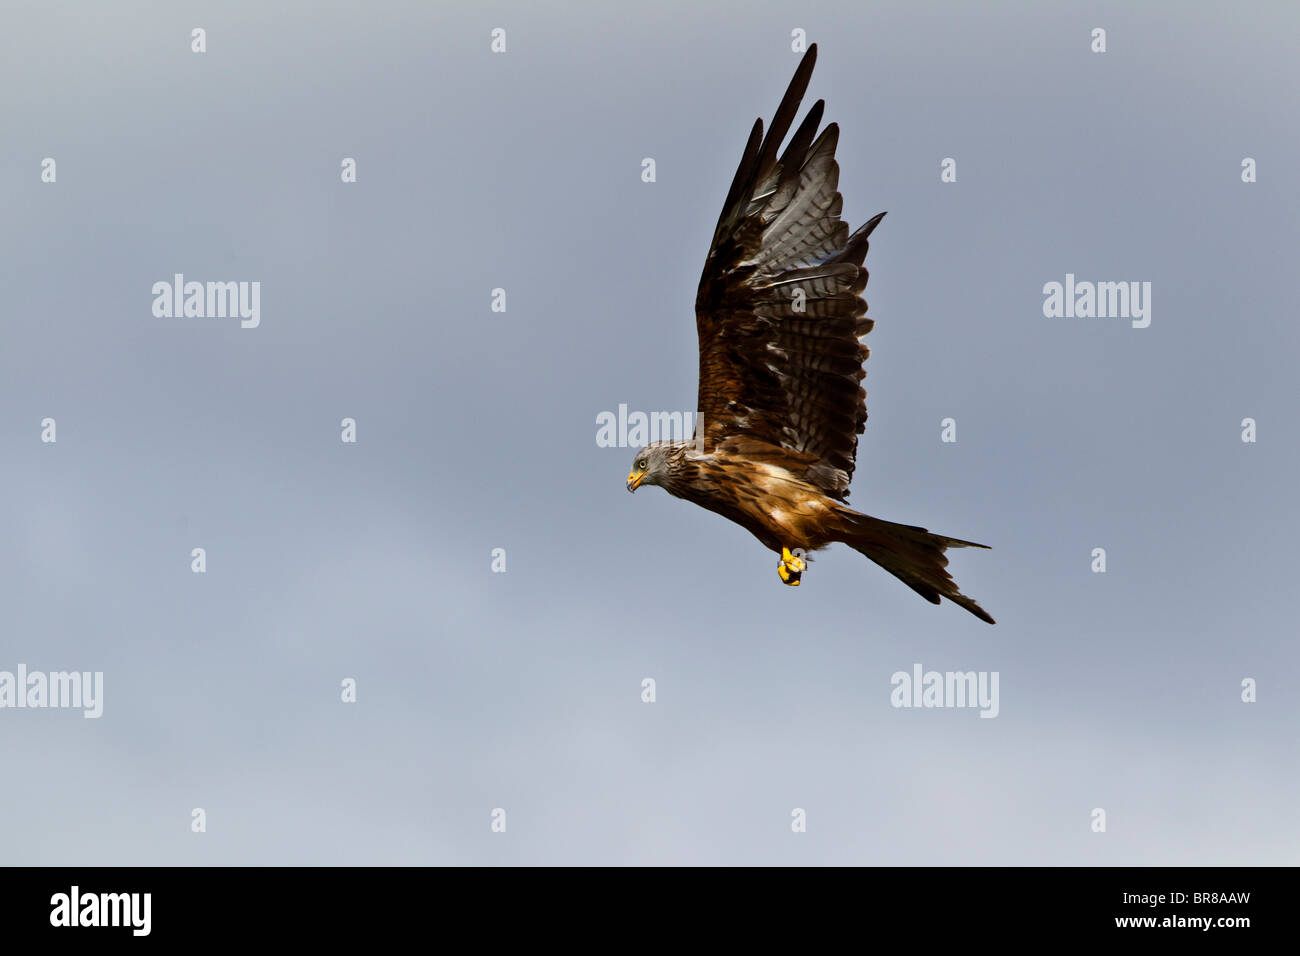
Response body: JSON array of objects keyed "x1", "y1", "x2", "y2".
[{"x1": 626, "y1": 44, "x2": 995, "y2": 624}]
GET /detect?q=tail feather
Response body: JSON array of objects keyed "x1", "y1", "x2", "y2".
[{"x1": 836, "y1": 510, "x2": 995, "y2": 625}]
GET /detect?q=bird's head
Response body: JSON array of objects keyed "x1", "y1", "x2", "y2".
[{"x1": 626, "y1": 443, "x2": 674, "y2": 493}]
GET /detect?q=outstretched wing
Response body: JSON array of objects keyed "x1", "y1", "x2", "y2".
[{"x1": 695, "y1": 44, "x2": 882, "y2": 500}]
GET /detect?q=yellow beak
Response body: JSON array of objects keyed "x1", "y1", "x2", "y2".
[{"x1": 627, "y1": 471, "x2": 645, "y2": 493}]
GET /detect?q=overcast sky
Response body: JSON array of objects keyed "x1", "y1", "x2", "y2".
[{"x1": 2, "y1": 0, "x2": 1297, "y2": 865}]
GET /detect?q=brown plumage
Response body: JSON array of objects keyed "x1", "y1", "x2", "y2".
[{"x1": 627, "y1": 45, "x2": 994, "y2": 625}]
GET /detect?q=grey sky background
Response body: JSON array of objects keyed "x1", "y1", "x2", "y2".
[{"x1": 2, "y1": 0, "x2": 1297, "y2": 865}]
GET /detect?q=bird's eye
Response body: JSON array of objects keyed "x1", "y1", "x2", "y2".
[{"x1": 637, "y1": 459, "x2": 647, "y2": 470}]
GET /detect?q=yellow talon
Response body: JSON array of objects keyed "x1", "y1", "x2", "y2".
[{"x1": 778, "y1": 547, "x2": 805, "y2": 586}]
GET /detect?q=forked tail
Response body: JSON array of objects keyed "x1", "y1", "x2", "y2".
[{"x1": 836, "y1": 509, "x2": 995, "y2": 624}]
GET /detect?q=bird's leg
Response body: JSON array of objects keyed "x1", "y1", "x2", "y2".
[{"x1": 777, "y1": 546, "x2": 806, "y2": 586}]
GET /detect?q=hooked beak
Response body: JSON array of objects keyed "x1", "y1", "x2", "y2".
[{"x1": 627, "y1": 470, "x2": 645, "y2": 493}]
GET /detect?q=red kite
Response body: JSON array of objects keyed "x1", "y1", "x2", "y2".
[{"x1": 626, "y1": 45, "x2": 994, "y2": 624}]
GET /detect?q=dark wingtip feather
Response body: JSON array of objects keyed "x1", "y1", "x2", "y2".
[
  {"x1": 779, "y1": 99, "x2": 824, "y2": 170},
  {"x1": 755, "y1": 45, "x2": 820, "y2": 175},
  {"x1": 717, "y1": 119, "x2": 765, "y2": 226},
  {"x1": 953, "y1": 596, "x2": 997, "y2": 625}
]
